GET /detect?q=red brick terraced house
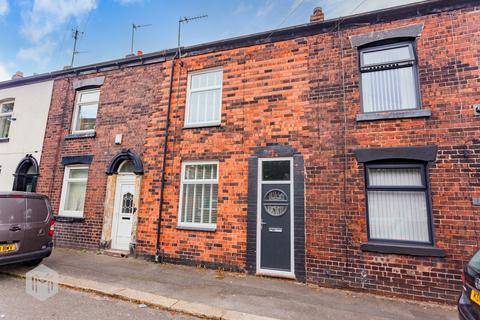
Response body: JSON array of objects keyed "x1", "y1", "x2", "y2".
[{"x1": 3, "y1": 0, "x2": 477, "y2": 304}]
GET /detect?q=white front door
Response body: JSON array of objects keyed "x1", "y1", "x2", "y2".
[{"x1": 112, "y1": 175, "x2": 135, "y2": 251}]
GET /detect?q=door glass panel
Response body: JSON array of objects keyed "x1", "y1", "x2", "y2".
[
  {"x1": 262, "y1": 160, "x2": 290, "y2": 181},
  {"x1": 121, "y1": 192, "x2": 134, "y2": 214},
  {"x1": 118, "y1": 160, "x2": 135, "y2": 173}
]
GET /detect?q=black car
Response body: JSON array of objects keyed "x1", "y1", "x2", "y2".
[{"x1": 459, "y1": 249, "x2": 480, "y2": 319}]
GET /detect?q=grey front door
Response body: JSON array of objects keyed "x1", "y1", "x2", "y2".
[{"x1": 258, "y1": 159, "x2": 293, "y2": 275}]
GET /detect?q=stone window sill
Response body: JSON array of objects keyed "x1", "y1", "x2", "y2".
[
  {"x1": 0, "y1": 137, "x2": 9, "y2": 143},
  {"x1": 356, "y1": 109, "x2": 431, "y2": 122},
  {"x1": 183, "y1": 123, "x2": 221, "y2": 130},
  {"x1": 360, "y1": 242, "x2": 445, "y2": 257},
  {"x1": 65, "y1": 131, "x2": 96, "y2": 140},
  {"x1": 176, "y1": 225, "x2": 216, "y2": 232},
  {"x1": 54, "y1": 216, "x2": 85, "y2": 223}
]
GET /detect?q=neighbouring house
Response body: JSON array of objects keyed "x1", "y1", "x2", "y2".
[
  {"x1": 0, "y1": 74, "x2": 53, "y2": 192},
  {"x1": 1, "y1": 0, "x2": 475, "y2": 304}
]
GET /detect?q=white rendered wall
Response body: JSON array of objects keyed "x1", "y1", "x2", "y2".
[{"x1": 0, "y1": 80, "x2": 53, "y2": 191}]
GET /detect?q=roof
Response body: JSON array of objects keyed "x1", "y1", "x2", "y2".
[{"x1": 0, "y1": 0, "x2": 475, "y2": 90}]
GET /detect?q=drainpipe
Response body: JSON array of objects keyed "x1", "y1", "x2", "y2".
[{"x1": 155, "y1": 52, "x2": 178, "y2": 263}]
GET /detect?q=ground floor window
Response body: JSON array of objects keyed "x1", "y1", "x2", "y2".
[
  {"x1": 178, "y1": 161, "x2": 218, "y2": 230},
  {"x1": 59, "y1": 166, "x2": 89, "y2": 217},
  {"x1": 365, "y1": 162, "x2": 432, "y2": 244}
]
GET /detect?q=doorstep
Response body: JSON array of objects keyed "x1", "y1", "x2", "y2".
[{"x1": 102, "y1": 249, "x2": 130, "y2": 258}]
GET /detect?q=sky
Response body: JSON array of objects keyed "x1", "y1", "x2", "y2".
[{"x1": 0, "y1": 0, "x2": 423, "y2": 81}]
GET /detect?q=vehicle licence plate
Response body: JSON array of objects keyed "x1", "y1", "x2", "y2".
[
  {"x1": 0, "y1": 244, "x2": 16, "y2": 253},
  {"x1": 471, "y1": 289, "x2": 480, "y2": 305}
]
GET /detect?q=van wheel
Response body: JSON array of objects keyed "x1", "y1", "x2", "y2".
[{"x1": 23, "y1": 259, "x2": 43, "y2": 267}]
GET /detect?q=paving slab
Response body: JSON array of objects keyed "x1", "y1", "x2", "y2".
[{"x1": 0, "y1": 248, "x2": 458, "y2": 320}]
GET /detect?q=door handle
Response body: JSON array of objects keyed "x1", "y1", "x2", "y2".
[{"x1": 9, "y1": 225, "x2": 21, "y2": 232}]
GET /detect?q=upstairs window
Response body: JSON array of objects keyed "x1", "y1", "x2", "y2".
[
  {"x1": 0, "y1": 100, "x2": 14, "y2": 139},
  {"x1": 365, "y1": 163, "x2": 432, "y2": 244},
  {"x1": 178, "y1": 161, "x2": 218, "y2": 230},
  {"x1": 72, "y1": 89, "x2": 100, "y2": 133},
  {"x1": 185, "y1": 68, "x2": 223, "y2": 128},
  {"x1": 359, "y1": 41, "x2": 420, "y2": 113}
]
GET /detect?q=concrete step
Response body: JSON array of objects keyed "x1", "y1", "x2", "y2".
[{"x1": 102, "y1": 249, "x2": 129, "y2": 258}]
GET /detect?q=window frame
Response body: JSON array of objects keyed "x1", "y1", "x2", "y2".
[
  {"x1": 364, "y1": 162, "x2": 435, "y2": 246},
  {"x1": 177, "y1": 160, "x2": 219, "y2": 231},
  {"x1": 184, "y1": 67, "x2": 223, "y2": 128},
  {"x1": 59, "y1": 165, "x2": 89, "y2": 218},
  {"x1": 0, "y1": 99, "x2": 14, "y2": 139},
  {"x1": 358, "y1": 40, "x2": 422, "y2": 114},
  {"x1": 71, "y1": 88, "x2": 100, "y2": 134}
]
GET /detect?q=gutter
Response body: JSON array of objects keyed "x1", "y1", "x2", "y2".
[{"x1": 155, "y1": 52, "x2": 178, "y2": 263}]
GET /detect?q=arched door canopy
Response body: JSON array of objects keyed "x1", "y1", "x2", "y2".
[
  {"x1": 106, "y1": 149, "x2": 144, "y2": 175},
  {"x1": 14, "y1": 154, "x2": 39, "y2": 176},
  {"x1": 12, "y1": 154, "x2": 39, "y2": 192}
]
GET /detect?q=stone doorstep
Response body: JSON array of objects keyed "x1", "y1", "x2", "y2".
[
  {"x1": 1, "y1": 269, "x2": 278, "y2": 320},
  {"x1": 102, "y1": 249, "x2": 130, "y2": 258}
]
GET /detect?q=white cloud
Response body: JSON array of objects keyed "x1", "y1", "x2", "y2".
[
  {"x1": 18, "y1": 40, "x2": 56, "y2": 64},
  {"x1": 0, "y1": 63, "x2": 11, "y2": 82},
  {"x1": 257, "y1": 0, "x2": 275, "y2": 17},
  {"x1": 234, "y1": 2, "x2": 252, "y2": 15},
  {"x1": 20, "y1": 0, "x2": 97, "y2": 42},
  {"x1": 0, "y1": 0, "x2": 8, "y2": 16}
]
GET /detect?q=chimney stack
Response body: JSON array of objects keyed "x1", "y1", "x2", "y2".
[
  {"x1": 11, "y1": 71, "x2": 23, "y2": 80},
  {"x1": 310, "y1": 7, "x2": 324, "y2": 23}
]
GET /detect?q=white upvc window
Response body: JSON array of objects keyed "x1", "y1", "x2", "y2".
[
  {"x1": 72, "y1": 89, "x2": 100, "y2": 133},
  {"x1": 185, "y1": 68, "x2": 223, "y2": 128},
  {"x1": 178, "y1": 161, "x2": 219, "y2": 230},
  {"x1": 0, "y1": 99, "x2": 14, "y2": 139},
  {"x1": 59, "y1": 166, "x2": 89, "y2": 217}
]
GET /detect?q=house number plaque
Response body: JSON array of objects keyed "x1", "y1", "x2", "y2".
[{"x1": 264, "y1": 189, "x2": 288, "y2": 217}]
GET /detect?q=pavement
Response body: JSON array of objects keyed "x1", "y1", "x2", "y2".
[
  {"x1": 0, "y1": 274, "x2": 196, "y2": 320},
  {"x1": 0, "y1": 248, "x2": 457, "y2": 320}
]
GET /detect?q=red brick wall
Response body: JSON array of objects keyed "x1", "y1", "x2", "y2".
[
  {"x1": 137, "y1": 5, "x2": 480, "y2": 304},
  {"x1": 38, "y1": 64, "x2": 170, "y2": 248},
  {"x1": 38, "y1": 3, "x2": 480, "y2": 304}
]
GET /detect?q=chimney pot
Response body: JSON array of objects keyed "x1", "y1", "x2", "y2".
[
  {"x1": 11, "y1": 71, "x2": 23, "y2": 80},
  {"x1": 310, "y1": 7, "x2": 324, "y2": 23}
]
